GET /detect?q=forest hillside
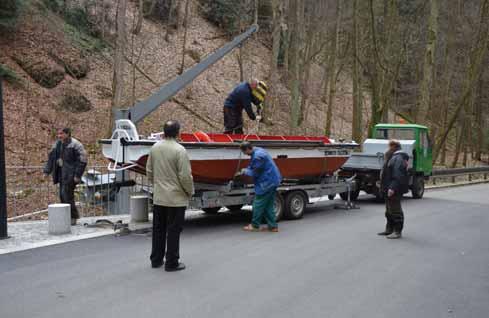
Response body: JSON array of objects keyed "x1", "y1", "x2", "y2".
[{"x1": 1, "y1": 0, "x2": 489, "y2": 169}]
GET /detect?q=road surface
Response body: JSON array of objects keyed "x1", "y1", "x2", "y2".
[{"x1": 1, "y1": 184, "x2": 488, "y2": 318}]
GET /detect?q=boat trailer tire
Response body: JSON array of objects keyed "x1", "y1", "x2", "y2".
[
  {"x1": 339, "y1": 189, "x2": 360, "y2": 201},
  {"x1": 411, "y1": 176, "x2": 425, "y2": 199},
  {"x1": 203, "y1": 207, "x2": 221, "y2": 214},
  {"x1": 328, "y1": 194, "x2": 336, "y2": 200},
  {"x1": 284, "y1": 191, "x2": 307, "y2": 220},
  {"x1": 274, "y1": 194, "x2": 284, "y2": 222}
]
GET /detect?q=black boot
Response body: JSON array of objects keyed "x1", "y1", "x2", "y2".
[{"x1": 377, "y1": 219, "x2": 393, "y2": 236}]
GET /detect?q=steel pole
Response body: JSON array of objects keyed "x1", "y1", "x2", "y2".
[{"x1": 0, "y1": 77, "x2": 8, "y2": 239}]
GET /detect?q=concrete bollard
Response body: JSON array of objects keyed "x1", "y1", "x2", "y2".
[
  {"x1": 48, "y1": 204, "x2": 72, "y2": 235},
  {"x1": 130, "y1": 195, "x2": 149, "y2": 223}
]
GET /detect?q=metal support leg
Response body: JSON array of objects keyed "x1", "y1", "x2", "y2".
[{"x1": 335, "y1": 178, "x2": 360, "y2": 211}]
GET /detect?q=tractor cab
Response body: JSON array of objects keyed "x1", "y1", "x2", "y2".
[{"x1": 373, "y1": 124, "x2": 432, "y2": 176}]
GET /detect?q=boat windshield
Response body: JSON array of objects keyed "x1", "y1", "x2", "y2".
[{"x1": 375, "y1": 128, "x2": 415, "y2": 140}]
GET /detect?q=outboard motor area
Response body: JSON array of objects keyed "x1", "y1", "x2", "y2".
[
  {"x1": 113, "y1": 120, "x2": 140, "y2": 141},
  {"x1": 107, "y1": 120, "x2": 140, "y2": 172}
]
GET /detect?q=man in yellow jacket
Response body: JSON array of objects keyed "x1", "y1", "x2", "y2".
[{"x1": 146, "y1": 120, "x2": 194, "y2": 272}]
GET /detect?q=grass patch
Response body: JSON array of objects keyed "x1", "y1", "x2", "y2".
[
  {"x1": 63, "y1": 22, "x2": 108, "y2": 53},
  {"x1": 0, "y1": 64, "x2": 23, "y2": 86},
  {"x1": 0, "y1": 0, "x2": 26, "y2": 31},
  {"x1": 40, "y1": 0, "x2": 109, "y2": 53}
]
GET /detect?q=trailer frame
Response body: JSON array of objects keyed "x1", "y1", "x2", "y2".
[{"x1": 188, "y1": 176, "x2": 358, "y2": 220}]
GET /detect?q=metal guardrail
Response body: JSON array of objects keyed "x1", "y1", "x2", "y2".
[{"x1": 431, "y1": 166, "x2": 489, "y2": 184}]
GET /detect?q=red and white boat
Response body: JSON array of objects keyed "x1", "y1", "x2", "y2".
[{"x1": 100, "y1": 120, "x2": 357, "y2": 185}]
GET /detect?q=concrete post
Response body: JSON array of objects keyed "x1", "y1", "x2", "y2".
[
  {"x1": 48, "y1": 204, "x2": 71, "y2": 235},
  {"x1": 130, "y1": 195, "x2": 149, "y2": 222}
]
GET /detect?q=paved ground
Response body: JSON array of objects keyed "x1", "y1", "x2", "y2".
[{"x1": 1, "y1": 184, "x2": 488, "y2": 318}]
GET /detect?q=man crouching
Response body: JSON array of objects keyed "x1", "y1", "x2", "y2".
[{"x1": 237, "y1": 142, "x2": 282, "y2": 232}]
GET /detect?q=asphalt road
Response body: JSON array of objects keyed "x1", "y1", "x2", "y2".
[{"x1": 1, "y1": 184, "x2": 488, "y2": 318}]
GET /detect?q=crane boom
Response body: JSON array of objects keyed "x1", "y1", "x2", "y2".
[{"x1": 115, "y1": 25, "x2": 259, "y2": 124}]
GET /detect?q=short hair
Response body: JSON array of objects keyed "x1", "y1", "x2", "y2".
[
  {"x1": 240, "y1": 141, "x2": 253, "y2": 151},
  {"x1": 388, "y1": 139, "x2": 401, "y2": 150},
  {"x1": 58, "y1": 127, "x2": 72, "y2": 136},
  {"x1": 163, "y1": 120, "x2": 180, "y2": 138}
]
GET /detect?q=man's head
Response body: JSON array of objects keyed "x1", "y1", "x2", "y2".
[
  {"x1": 388, "y1": 139, "x2": 401, "y2": 152},
  {"x1": 163, "y1": 120, "x2": 181, "y2": 139},
  {"x1": 240, "y1": 141, "x2": 254, "y2": 156},
  {"x1": 57, "y1": 127, "x2": 71, "y2": 143}
]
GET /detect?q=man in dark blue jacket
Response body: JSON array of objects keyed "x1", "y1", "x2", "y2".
[
  {"x1": 237, "y1": 142, "x2": 282, "y2": 232},
  {"x1": 378, "y1": 140, "x2": 409, "y2": 239},
  {"x1": 223, "y1": 79, "x2": 267, "y2": 134}
]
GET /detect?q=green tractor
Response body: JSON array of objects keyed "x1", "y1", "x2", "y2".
[{"x1": 341, "y1": 124, "x2": 433, "y2": 201}]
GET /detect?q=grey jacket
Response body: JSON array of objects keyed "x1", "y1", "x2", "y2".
[
  {"x1": 146, "y1": 139, "x2": 194, "y2": 207},
  {"x1": 44, "y1": 138, "x2": 88, "y2": 185}
]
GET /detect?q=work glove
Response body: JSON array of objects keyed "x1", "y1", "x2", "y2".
[{"x1": 234, "y1": 168, "x2": 246, "y2": 178}]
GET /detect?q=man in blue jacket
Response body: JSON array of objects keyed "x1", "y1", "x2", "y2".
[
  {"x1": 223, "y1": 79, "x2": 268, "y2": 134},
  {"x1": 237, "y1": 142, "x2": 282, "y2": 232}
]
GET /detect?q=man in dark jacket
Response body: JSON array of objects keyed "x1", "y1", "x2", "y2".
[
  {"x1": 378, "y1": 140, "x2": 409, "y2": 239},
  {"x1": 237, "y1": 142, "x2": 282, "y2": 232},
  {"x1": 223, "y1": 79, "x2": 267, "y2": 134},
  {"x1": 44, "y1": 128, "x2": 87, "y2": 225}
]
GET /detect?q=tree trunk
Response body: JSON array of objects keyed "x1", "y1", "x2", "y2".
[
  {"x1": 110, "y1": 0, "x2": 128, "y2": 133},
  {"x1": 179, "y1": 0, "x2": 191, "y2": 75},
  {"x1": 415, "y1": 0, "x2": 438, "y2": 124},
  {"x1": 433, "y1": 0, "x2": 489, "y2": 162},
  {"x1": 351, "y1": 0, "x2": 362, "y2": 143},
  {"x1": 324, "y1": 0, "x2": 342, "y2": 136},
  {"x1": 287, "y1": 0, "x2": 303, "y2": 131},
  {"x1": 133, "y1": 0, "x2": 144, "y2": 35}
]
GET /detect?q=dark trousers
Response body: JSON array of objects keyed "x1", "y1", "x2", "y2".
[
  {"x1": 60, "y1": 181, "x2": 79, "y2": 219},
  {"x1": 385, "y1": 195, "x2": 404, "y2": 233},
  {"x1": 223, "y1": 107, "x2": 244, "y2": 134},
  {"x1": 150, "y1": 205, "x2": 186, "y2": 267}
]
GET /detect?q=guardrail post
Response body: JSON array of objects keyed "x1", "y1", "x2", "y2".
[
  {"x1": 0, "y1": 77, "x2": 8, "y2": 239},
  {"x1": 432, "y1": 177, "x2": 436, "y2": 185},
  {"x1": 451, "y1": 176, "x2": 455, "y2": 184},
  {"x1": 468, "y1": 173, "x2": 472, "y2": 182},
  {"x1": 484, "y1": 173, "x2": 487, "y2": 180}
]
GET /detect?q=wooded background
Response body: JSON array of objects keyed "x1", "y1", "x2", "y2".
[{"x1": 1, "y1": 0, "x2": 489, "y2": 168}]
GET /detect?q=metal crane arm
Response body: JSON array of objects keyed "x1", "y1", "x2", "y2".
[{"x1": 115, "y1": 25, "x2": 259, "y2": 124}]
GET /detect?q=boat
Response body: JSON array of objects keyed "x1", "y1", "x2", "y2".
[{"x1": 99, "y1": 120, "x2": 357, "y2": 185}]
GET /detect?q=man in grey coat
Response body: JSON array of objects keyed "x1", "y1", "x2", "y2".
[
  {"x1": 44, "y1": 128, "x2": 87, "y2": 225},
  {"x1": 147, "y1": 120, "x2": 194, "y2": 271}
]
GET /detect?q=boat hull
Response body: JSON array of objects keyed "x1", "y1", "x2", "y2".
[
  {"x1": 102, "y1": 140, "x2": 352, "y2": 184},
  {"x1": 128, "y1": 155, "x2": 350, "y2": 184}
]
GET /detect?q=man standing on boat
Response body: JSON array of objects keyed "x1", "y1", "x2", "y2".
[
  {"x1": 147, "y1": 120, "x2": 194, "y2": 271},
  {"x1": 237, "y1": 142, "x2": 282, "y2": 232},
  {"x1": 378, "y1": 140, "x2": 409, "y2": 239},
  {"x1": 44, "y1": 127, "x2": 87, "y2": 226},
  {"x1": 223, "y1": 79, "x2": 268, "y2": 134}
]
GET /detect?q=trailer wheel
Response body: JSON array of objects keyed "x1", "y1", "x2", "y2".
[
  {"x1": 274, "y1": 194, "x2": 284, "y2": 222},
  {"x1": 203, "y1": 207, "x2": 221, "y2": 214},
  {"x1": 328, "y1": 194, "x2": 336, "y2": 200},
  {"x1": 226, "y1": 205, "x2": 243, "y2": 212},
  {"x1": 339, "y1": 189, "x2": 360, "y2": 201},
  {"x1": 284, "y1": 191, "x2": 307, "y2": 220},
  {"x1": 411, "y1": 176, "x2": 425, "y2": 199}
]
